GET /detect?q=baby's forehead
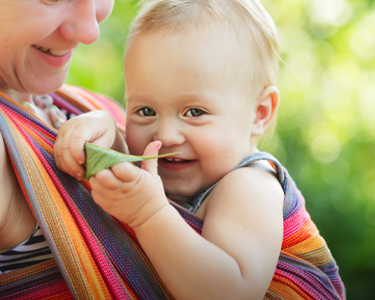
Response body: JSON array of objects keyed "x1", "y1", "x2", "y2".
[
  {"x1": 126, "y1": 0, "x2": 279, "y2": 91},
  {"x1": 135, "y1": 24, "x2": 259, "y2": 68},
  {"x1": 126, "y1": 25, "x2": 263, "y2": 99}
]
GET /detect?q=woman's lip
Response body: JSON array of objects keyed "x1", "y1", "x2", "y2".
[{"x1": 32, "y1": 45, "x2": 73, "y2": 68}]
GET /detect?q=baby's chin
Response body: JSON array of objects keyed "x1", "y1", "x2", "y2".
[
  {"x1": 164, "y1": 184, "x2": 209, "y2": 204},
  {"x1": 164, "y1": 189, "x2": 196, "y2": 204}
]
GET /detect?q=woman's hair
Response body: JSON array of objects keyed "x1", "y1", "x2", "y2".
[{"x1": 127, "y1": 0, "x2": 280, "y2": 88}]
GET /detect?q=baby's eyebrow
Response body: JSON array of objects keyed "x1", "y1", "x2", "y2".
[
  {"x1": 127, "y1": 95, "x2": 154, "y2": 103},
  {"x1": 174, "y1": 93, "x2": 219, "y2": 103},
  {"x1": 127, "y1": 93, "x2": 219, "y2": 104}
]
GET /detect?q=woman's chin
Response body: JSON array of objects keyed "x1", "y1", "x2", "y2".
[
  {"x1": 21, "y1": 76, "x2": 67, "y2": 96},
  {"x1": 18, "y1": 56, "x2": 71, "y2": 95}
]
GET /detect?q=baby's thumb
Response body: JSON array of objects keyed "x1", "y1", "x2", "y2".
[{"x1": 141, "y1": 141, "x2": 162, "y2": 176}]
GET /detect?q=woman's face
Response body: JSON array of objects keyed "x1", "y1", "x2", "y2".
[{"x1": 0, "y1": 0, "x2": 114, "y2": 96}]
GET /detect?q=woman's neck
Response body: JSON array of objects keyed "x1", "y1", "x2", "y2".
[
  {"x1": 0, "y1": 88, "x2": 32, "y2": 104},
  {"x1": 0, "y1": 88, "x2": 54, "y2": 126}
]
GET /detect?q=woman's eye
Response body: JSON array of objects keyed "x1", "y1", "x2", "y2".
[
  {"x1": 138, "y1": 107, "x2": 156, "y2": 117},
  {"x1": 185, "y1": 108, "x2": 205, "y2": 117}
]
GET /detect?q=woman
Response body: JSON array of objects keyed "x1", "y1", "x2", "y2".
[
  {"x1": 0, "y1": 0, "x2": 180, "y2": 298},
  {"x1": 0, "y1": 0, "x2": 116, "y2": 256},
  {"x1": 0, "y1": 0, "x2": 140, "y2": 298}
]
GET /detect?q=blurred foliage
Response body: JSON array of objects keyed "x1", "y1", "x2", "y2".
[{"x1": 66, "y1": 0, "x2": 375, "y2": 298}]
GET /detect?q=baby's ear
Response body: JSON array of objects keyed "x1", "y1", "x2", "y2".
[{"x1": 251, "y1": 86, "x2": 280, "y2": 137}]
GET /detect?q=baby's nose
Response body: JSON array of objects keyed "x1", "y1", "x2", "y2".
[{"x1": 154, "y1": 120, "x2": 185, "y2": 147}]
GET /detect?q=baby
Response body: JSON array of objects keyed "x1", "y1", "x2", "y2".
[{"x1": 55, "y1": 0, "x2": 345, "y2": 299}]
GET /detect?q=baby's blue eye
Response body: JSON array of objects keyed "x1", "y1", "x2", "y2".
[
  {"x1": 138, "y1": 107, "x2": 156, "y2": 116},
  {"x1": 185, "y1": 108, "x2": 205, "y2": 117}
]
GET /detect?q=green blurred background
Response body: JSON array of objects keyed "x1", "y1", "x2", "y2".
[{"x1": 66, "y1": 0, "x2": 375, "y2": 298}]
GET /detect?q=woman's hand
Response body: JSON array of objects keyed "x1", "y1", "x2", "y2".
[{"x1": 54, "y1": 111, "x2": 127, "y2": 181}]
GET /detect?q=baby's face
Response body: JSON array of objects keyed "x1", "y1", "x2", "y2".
[{"x1": 125, "y1": 27, "x2": 258, "y2": 202}]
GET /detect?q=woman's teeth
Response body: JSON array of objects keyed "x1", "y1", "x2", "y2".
[{"x1": 35, "y1": 46, "x2": 69, "y2": 56}]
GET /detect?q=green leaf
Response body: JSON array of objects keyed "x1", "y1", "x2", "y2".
[{"x1": 83, "y1": 143, "x2": 180, "y2": 181}]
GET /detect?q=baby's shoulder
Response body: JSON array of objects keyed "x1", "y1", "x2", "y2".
[
  {"x1": 201, "y1": 162, "x2": 284, "y2": 218},
  {"x1": 220, "y1": 160, "x2": 283, "y2": 197},
  {"x1": 200, "y1": 161, "x2": 284, "y2": 264}
]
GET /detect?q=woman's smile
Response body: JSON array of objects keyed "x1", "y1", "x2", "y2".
[
  {"x1": 32, "y1": 45, "x2": 73, "y2": 68},
  {"x1": 33, "y1": 45, "x2": 71, "y2": 57}
]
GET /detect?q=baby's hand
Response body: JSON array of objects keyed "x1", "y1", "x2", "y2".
[
  {"x1": 90, "y1": 141, "x2": 168, "y2": 228},
  {"x1": 54, "y1": 111, "x2": 120, "y2": 181}
]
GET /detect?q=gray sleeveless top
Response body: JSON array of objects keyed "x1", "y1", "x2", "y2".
[{"x1": 170, "y1": 152, "x2": 285, "y2": 213}]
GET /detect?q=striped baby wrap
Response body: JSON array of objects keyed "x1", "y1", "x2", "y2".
[
  {"x1": 265, "y1": 168, "x2": 345, "y2": 299},
  {"x1": 0, "y1": 88, "x2": 344, "y2": 299}
]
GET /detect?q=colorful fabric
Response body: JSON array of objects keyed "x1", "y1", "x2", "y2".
[
  {"x1": 0, "y1": 87, "x2": 344, "y2": 299},
  {"x1": 0, "y1": 225, "x2": 53, "y2": 275},
  {"x1": 52, "y1": 84, "x2": 126, "y2": 134},
  {"x1": 0, "y1": 89, "x2": 177, "y2": 299},
  {"x1": 239, "y1": 153, "x2": 346, "y2": 300}
]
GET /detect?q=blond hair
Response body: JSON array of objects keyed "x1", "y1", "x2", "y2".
[{"x1": 127, "y1": 0, "x2": 279, "y2": 89}]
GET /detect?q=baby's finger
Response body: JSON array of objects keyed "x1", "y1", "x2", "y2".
[
  {"x1": 111, "y1": 162, "x2": 140, "y2": 183},
  {"x1": 60, "y1": 128, "x2": 85, "y2": 180},
  {"x1": 54, "y1": 132, "x2": 64, "y2": 170},
  {"x1": 92, "y1": 168, "x2": 124, "y2": 190},
  {"x1": 140, "y1": 141, "x2": 162, "y2": 175},
  {"x1": 69, "y1": 124, "x2": 95, "y2": 165},
  {"x1": 54, "y1": 130, "x2": 77, "y2": 177}
]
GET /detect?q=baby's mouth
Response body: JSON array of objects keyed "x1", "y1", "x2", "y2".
[
  {"x1": 162, "y1": 158, "x2": 191, "y2": 164},
  {"x1": 34, "y1": 45, "x2": 70, "y2": 57}
]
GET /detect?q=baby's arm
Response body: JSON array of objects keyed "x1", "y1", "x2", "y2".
[
  {"x1": 54, "y1": 111, "x2": 127, "y2": 181},
  {"x1": 91, "y1": 142, "x2": 284, "y2": 300}
]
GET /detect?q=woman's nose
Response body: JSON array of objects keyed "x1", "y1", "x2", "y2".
[
  {"x1": 154, "y1": 120, "x2": 186, "y2": 147},
  {"x1": 59, "y1": 0, "x2": 114, "y2": 45},
  {"x1": 96, "y1": 0, "x2": 114, "y2": 24}
]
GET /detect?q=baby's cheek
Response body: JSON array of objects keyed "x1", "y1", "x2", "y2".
[{"x1": 125, "y1": 127, "x2": 148, "y2": 156}]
